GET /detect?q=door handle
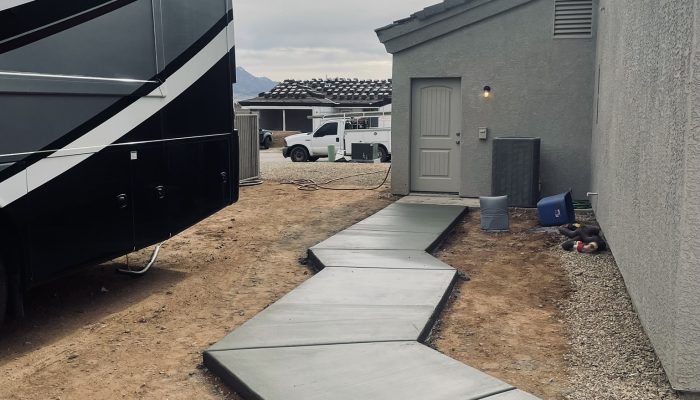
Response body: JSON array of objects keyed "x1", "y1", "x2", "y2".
[
  {"x1": 116, "y1": 194, "x2": 128, "y2": 210},
  {"x1": 335, "y1": 137, "x2": 340, "y2": 142},
  {"x1": 220, "y1": 171, "x2": 229, "y2": 184}
]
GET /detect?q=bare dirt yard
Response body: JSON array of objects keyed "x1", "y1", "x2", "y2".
[
  {"x1": 433, "y1": 209, "x2": 678, "y2": 400},
  {"x1": 269, "y1": 131, "x2": 298, "y2": 148},
  {"x1": 433, "y1": 210, "x2": 570, "y2": 399},
  {"x1": 0, "y1": 183, "x2": 393, "y2": 400},
  {"x1": 0, "y1": 155, "x2": 678, "y2": 399}
]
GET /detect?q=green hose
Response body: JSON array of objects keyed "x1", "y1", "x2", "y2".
[{"x1": 573, "y1": 200, "x2": 592, "y2": 209}]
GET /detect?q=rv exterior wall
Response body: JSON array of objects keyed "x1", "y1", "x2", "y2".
[
  {"x1": 0, "y1": 0, "x2": 237, "y2": 288},
  {"x1": 389, "y1": 0, "x2": 596, "y2": 198},
  {"x1": 592, "y1": 0, "x2": 700, "y2": 392}
]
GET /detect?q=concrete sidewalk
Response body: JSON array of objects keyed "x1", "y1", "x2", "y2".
[{"x1": 205, "y1": 203, "x2": 540, "y2": 400}]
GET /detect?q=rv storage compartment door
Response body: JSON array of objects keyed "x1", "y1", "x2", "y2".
[
  {"x1": 133, "y1": 143, "x2": 170, "y2": 249},
  {"x1": 166, "y1": 136, "x2": 232, "y2": 236},
  {"x1": 27, "y1": 149, "x2": 134, "y2": 282}
]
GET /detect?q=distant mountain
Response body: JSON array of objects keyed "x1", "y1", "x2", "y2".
[{"x1": 233, "y1": 67, "x2": 277, "y2": 102}]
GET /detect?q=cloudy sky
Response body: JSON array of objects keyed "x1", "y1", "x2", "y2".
[{"x1": 234, "y1": 0, "x2": 438, "y2": 81}]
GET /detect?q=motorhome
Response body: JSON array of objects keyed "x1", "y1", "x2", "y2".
[{"x1": 0, "y1": 0, "x2": 239, "y2": 322}]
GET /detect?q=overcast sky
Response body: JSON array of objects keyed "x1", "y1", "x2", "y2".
[{"x1": 234, "y1": 0, "x2": 439, "y2": 81}]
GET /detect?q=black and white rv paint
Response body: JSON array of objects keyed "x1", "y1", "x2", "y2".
[{"x1": 0, "y1": 0, "x2": 239, "y2": 319}]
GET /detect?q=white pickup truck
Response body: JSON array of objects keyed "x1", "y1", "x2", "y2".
[{"x1": 282, "y1": 119, "x2": 391, "y2": 162}]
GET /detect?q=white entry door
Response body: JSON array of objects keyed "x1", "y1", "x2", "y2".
[{"x1": 410, "y1": 79, "x2": 462, "y2": 193}]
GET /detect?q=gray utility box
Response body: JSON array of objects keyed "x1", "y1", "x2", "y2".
[
  {"x1": 351, "y1": 143, "x2": 380, "y2": 163},
  {"x1": 492, "y1": 137, "x2": 540, "y2": 207}
]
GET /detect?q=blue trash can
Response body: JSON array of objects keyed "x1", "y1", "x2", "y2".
[{"x1": 537, "y1": 191, "x2": 575, "y2": 226}]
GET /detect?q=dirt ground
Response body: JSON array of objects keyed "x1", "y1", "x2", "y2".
[
  {"x1": 270, "y1": 131, "x2": 299, "y2": 148},
  {"x1": 1, "y1": 179, "x2": 659, "y2": 400},
  {"x1": 0, "y1": 183, "x2": 393, "y2": 400},
  {"x1": 433, "y1": 209, "x2": 572, "y2": 399}
]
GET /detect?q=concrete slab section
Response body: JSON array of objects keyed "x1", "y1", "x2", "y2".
[
  {"x1": 309, "y1": 249, "x2": 454, "y2": 270},
  {"x1": 208, "y1": 303, "x2": 436, "y2": 351},
  {"x1": 311, "y1": 230, "x2": 441, "y2": 251},
  {"x1": 347, "y1": 214, "x2": 458, "y2": 233},
  {"x1": 375, "y1": 203, "x2": 467, "y2": 218},
  {"x1": 276, "y1": 267, "x2": 456, "y2": 307},
  {"x1": 365, "y1": 209, "x2": 463, "y2": 223},
  {"x1": 205, "y1": 341, "x2": 514, "y2": 400},
  {"x1": 484, "y1": 390, "x2": 542, "y2": 399}
]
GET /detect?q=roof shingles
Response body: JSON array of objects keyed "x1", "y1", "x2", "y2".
[{"x1": 240, "y1": 78, "x2": 392, "y2": 107}]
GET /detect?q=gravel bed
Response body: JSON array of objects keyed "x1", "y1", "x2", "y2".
[
  {"x1": 261, "y1": 159, "x2": 391, "y2": 188},
  {"x1": 559, "y1": 249, "x2": 679, "y2": 399}
]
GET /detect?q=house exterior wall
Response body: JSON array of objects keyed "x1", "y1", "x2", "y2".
[
  {"x1": 390, "y1": 0, "x2": 596, "y2": 198},
  {"x1": 592, "y1": 0, "x2": 700, "y2": 392},
  {"x1": 311, "y1": 107, "x2": 336, "y2": 131}
]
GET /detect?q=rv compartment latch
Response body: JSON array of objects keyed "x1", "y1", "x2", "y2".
[
  {"x1": 155, "y1": 186, "x2": 166, "y2": 200},
  {"x1": 116, "y1": 194, "x2": 128, "y2": 209}
]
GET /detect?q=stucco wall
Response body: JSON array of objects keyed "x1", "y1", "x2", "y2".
[
  {"x1": 591, "y1": 0, "x2": 700, "y2": 392},
  {"x1": 389, "y1": 0, "x2": 596, "y2": 198}
]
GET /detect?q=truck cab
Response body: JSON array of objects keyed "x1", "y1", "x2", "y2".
[{"x1": 309, "y1": 121, "x2": 341, "y2": 156}]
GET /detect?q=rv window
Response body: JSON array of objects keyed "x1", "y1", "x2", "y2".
[
  {"x1": 0, "y1": 0, "x2": 158, "y2": 96},
  {"x1": 314, "y1": 123, "x2": 338, "y2": 137}
]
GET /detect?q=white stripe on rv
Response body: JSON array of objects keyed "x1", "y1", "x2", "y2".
[{"x1": 0, "y1": 0, "x2": 34, "y2": 12}]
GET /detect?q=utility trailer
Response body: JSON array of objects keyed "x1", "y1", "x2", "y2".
[
  {"x1": 282, "y1": 111, "x2": 392, "y2": 162},
  {"x1": 0, "y1": 0, "x2": 239, "y2": 322}
]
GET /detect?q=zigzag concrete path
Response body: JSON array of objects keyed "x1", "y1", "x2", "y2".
[{"x1": 205, "y1": 203, "x2": 541, "y2": 400}]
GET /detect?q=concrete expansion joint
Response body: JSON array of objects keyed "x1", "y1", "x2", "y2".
[
  {"x1": 205, "y1": 338, "x2": 422, "y2": 353},
  {"x1": 204, "y1": 203, "x2": 541, "y2": 400}
]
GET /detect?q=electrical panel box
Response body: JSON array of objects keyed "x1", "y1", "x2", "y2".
[
  {"x1": 351, "y1": 143, "x2": 379, "y2": 163},
  {"x1": 492, "y1": 137, "x2": 541, "y2": 207}
]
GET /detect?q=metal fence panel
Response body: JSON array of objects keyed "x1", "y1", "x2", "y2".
[{"x1": 235, "y1": 114, "x2": 260, "y2": 181}]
